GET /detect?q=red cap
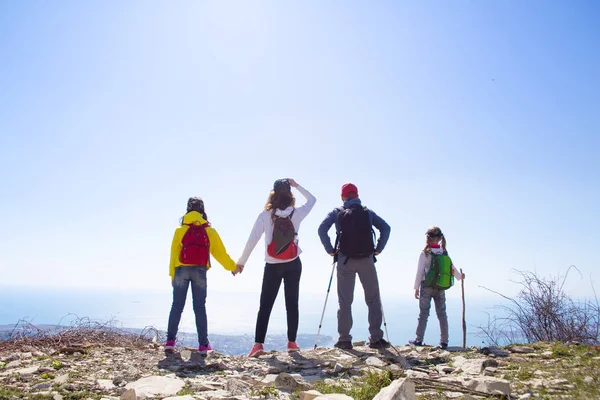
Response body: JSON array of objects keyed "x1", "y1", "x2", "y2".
[{"x1": 341, "y1": 183, "x2": 358, "y2": 198}]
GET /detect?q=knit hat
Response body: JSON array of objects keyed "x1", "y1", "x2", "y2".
[{"x1": 341, "y1": 183, "x2": 358, "y2": 198}]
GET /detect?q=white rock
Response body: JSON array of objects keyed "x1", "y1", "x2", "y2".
[
  {"x1": 275, "y1": 372, "x2": 309, "y2": 390},
  {"x1": 300, "y1": 390, "x2": 324, "y2": 400},
  {"x1": 583, "y1": 376, "x2": 594, "y2": 383},
  {"x1": 518, "y1": 394, "x2": 532, "y2": 399},
  {"x1": 21, "y1": 352, "x2": 33, "y2": 359},
  {"x1": 97, "y1": 379, "x2": 116, "y2": 390},
  {"x1": 372, "y1": 378, "x2": 416, "y2": 400},
  {"x1": 162, "y1": 396, "x2": 195, "y2": 400},
  {"x1": 261, "y1": 374, "x2": 278, "y2": 384},
  {"x1": 124, "y1": 376, "x2": 185, "y2": 399},
  {"x1": 314, "y1": 395, "x2": 353, "y2": 400},
  {"x1": 462, "y1": 376, "x2": 511, "y2": 396},
  {"x1": 120, "y1": 388, "x2": 137, "y2": 400},
  {"x1": 405, "y1": 370, "x2": 428, "y2": 379},
  {"x1": 365, "y1": 357, "x2": 386, "y2": 368},
  {"x1": 54, "y1": 374, "x2": 69, "y2": 384},
  {"x1": 507, "y1": 346, "x2": 535, "y2": 354},
  {"x1": 451, "y1": 356, "x2": 484, "y2": 375}
]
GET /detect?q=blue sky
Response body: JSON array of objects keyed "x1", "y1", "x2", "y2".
[{"x1": 1, "y1": 0, "x2": 599, "y2": 306}]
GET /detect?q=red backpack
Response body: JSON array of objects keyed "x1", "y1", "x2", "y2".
[
  {"x1": 179, "y1": 223, "x2": 211, "y2": 265},
  {"x1": 267, "y1": 210, "x2": 298, "y2": 260}
]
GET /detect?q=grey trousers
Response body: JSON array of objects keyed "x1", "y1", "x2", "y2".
[
  {"x1": 336, "y1": 255, "x2": 384, "y2": 342},
  {"x1": 415, "y1": 281, "x2": 449, "y2": 343}
]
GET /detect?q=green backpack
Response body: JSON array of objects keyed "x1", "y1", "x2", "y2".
[{"x1": 424, "y1": 251, "x2": 454, "y2": 290}]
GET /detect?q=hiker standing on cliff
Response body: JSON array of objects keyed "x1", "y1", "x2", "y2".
[
  {"x1": 317, "y1": 183, "x2": 391, "y2": 350},
  {"x1": 236, "y1": 179, "x2": 316, "y2": 357},
  {"x1": 409, "y1": 226, "x2": 465, "y2": 349},
  {"x1": 165, "y1": 197, "x2": 241, "y2": 354}
]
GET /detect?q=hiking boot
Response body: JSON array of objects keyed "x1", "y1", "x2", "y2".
[
  {"x1": 440, "y1": 342, "x2": 448, "y2": 350},
  {"x1": 287, "y1": 342, "x2": 300, "y2": 353},
  {"x1": 369, "y1": 338, "x2": 391, "y2": 349},
  {"x1": 248, "y1": 343, "x2": 265, "y2": 358},
  {"x1": 198, "y1": 343, "x2": 213, "y2": 355},
  {"x1": 409, "y1": 340, "x2": 423, "y2": 346},
  {"x1": 164, "y1": 339, "x2": 176, "y2": 350},
  {"x1": 334, "y1": 340, "x2": 353, "y2": 350}
]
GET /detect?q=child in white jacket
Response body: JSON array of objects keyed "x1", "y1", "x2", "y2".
[{"x1": 410, "y1": 226, "x2": 464, "y2": 349}]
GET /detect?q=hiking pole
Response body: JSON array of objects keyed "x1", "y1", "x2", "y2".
[
  {"x1": 461, "y1": 268, "x2": 467, "y2": 349},
  {"x1": 314, "y1": 260, "x2": 337, "y2": 349},
  {"x1": 379, "y1": 297, "x2": 401, "y2": 357}
]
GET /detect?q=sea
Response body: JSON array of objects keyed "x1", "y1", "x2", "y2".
[{"x1": 0, "y1": 284, "x2": 498, "y2": 353}]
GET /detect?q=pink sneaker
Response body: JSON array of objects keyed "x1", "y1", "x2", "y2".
[
  {"x1": 164, "y1": 340, "x2": 176, "y2": 350},
  {"x1": 198, "y1": 343, "x2": 213, "y2": 355},
  {"x1": 287, "y1": 341, "x2": 300, "y2": 353},
  {"x1": 248, "y1": 343, "x2": 265, "y2": 358}
]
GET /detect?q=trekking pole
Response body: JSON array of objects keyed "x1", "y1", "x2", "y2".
[
  {"x1": 379, "y1": 298, "x2": 401, "y2": 357},
  {"x1": 314, "y1": 260, "x2": 337, "y2": 349},
  {"x1": 460, "y1": 268, "x2": 467, "y2": 349}
]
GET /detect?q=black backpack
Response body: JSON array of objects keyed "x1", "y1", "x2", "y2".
[{"x1": 336, "y1": 205, "x2": 375, "y2": 260}]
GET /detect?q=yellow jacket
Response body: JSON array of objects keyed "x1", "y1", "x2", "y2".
[{"x1": 169, "y1": 211, "x2": 236, "y2": 279}]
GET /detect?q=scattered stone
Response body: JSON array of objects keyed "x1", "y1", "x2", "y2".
[
  {"x1": 53, "y1": 395, "x2": 63, "y2": 400},
  {"x1": 5, "y1": 360, "x2": 23, "y2": 369},
  {"x1": 479, "y1": 347, "x2": 509, "y2": 357},
  {"x1": 120, "y1": 388, "x2": 137, "y2": 400},
  {"x1": 314, "y1": 395, "x2": 353, "y2": 400},
  {"x1": 32, "y1": 382, "x2": 53, "y2": 391},
  {"x1": 583, "y1": 376, "x2": 594, "y2": 383},
  {"x1": 300, "y1": 390, "x2": 324, "y2": 400},
  {"x1": 482, "y1": 359, "x2": 499, "y2": 369},
  {"x1": 20, "y1": 352, "x2": 33, "y2": 359},
  {"x1": 507, "y1": 346, "x2": 535, "y2": 354},
  {"x1": 483, "y1": 367, "x2": 497, "y2": 376},
  {"x1": 97, "y1": 379, "x2": 116, "y2": 390},
  {"x1": 451, "y1": 356, "x2": 485, "y2": 375},
  {"x1": 162, "y1": 396, "x2": 195, "y2": 400},
  {"x1": 225, "y1": 378, "x2": 250, "y2": 395},
  {"x1": 274, "y1": 372, "x2": 310, "y2": 391},
  {"x1": 372, "y1": 377, "x2": 416, "y2": 400},
  {"x1": 518, "y1": 393, "x2": 533, "y2": 399},
  {"x1": 366, "y1": 357, "x2": 387, "y2": 368},
  {"x1": 124, "y1": 376, "x2": 185, "y2": 399},
  {"x1": 461, "y1": 376, "x2": 511, "y2": 396},
  {"x1": 333, "y1": 363, "x2": 346, "y2": 374},
  {"x1": 353, "y1": 341, "x2": 366, "y2": 347},
  {"x1": 1, "y1": 353, "x2": 20, "y2": 362}
]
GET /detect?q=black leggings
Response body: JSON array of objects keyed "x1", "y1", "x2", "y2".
[{"x1": 254, "y1": 257, "x2": 302, "y2": 343}]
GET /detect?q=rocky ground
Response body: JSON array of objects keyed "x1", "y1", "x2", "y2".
[{"x1": 1, "y1": 337, "x2": 599, "y2": 400}]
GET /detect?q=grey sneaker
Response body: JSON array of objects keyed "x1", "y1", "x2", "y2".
[
  {"x1": 334, "y1": 340, "x2": 353, "y2": 350},
  {"x1": 369, "y1": 338, "x2": 391, "y2": 349}
]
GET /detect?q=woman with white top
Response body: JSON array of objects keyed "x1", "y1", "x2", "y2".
[{"x1": 236, "y1": 178, "x2": 316, "y2": 357}]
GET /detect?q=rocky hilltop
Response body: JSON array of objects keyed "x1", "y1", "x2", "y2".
[{"x1": 1, "y1": 336, "x2": 599, "y2": 399}]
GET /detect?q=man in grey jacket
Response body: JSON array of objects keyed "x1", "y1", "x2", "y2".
[{"x1": 317, "y1": 183, "x2": 391, "y2": 349}]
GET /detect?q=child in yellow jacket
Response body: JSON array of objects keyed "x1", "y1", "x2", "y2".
[{"x1": 165, "y1": 197, "x2": 240, "y2": 354}]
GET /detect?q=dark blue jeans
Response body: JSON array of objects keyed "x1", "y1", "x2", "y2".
[{"x1": 167, "y1": 266, "x2": 208, "y2": 346}]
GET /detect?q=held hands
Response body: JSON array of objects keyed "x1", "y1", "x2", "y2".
[{"x1": 232, "y1": 264, "x2": 245, "y2": 276}]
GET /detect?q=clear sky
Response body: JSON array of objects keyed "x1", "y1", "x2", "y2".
[{"x1": 1, "y1": 0, "x2": 599, "y2": 305}]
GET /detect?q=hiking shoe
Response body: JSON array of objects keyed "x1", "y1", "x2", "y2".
[
  {"x1": 369, "y1": 338, "x2": 391, "y2": 349},
  {"x1": 409, "y1": 340, "x2": 423, "y2": 346},
  {"x1": 334, "y1": 340, "x2": 353, "y2": 350},
  {"x1": 248, "y1": 343, "x2": 265, "y2": 358},
  {"x1": 198, "y1": 343, "x2": 213, "y2": 355},
  {"x1": 440, "y1": 343, "x2": 448, "y2": 350},
  {"x1": 287, "y1": 342, "x2": 300, "y2": 353},
  {"x1": 164, "y1": 339, "x2": 176, "y2": 350}
]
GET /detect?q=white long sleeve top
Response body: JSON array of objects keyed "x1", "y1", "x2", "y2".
[
  {"x1": 413, "y1": 247, "x2": 463, "y2": 290},
  {"x1": 237, "y1": 185, "x2": 316, "y2": 266}
]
